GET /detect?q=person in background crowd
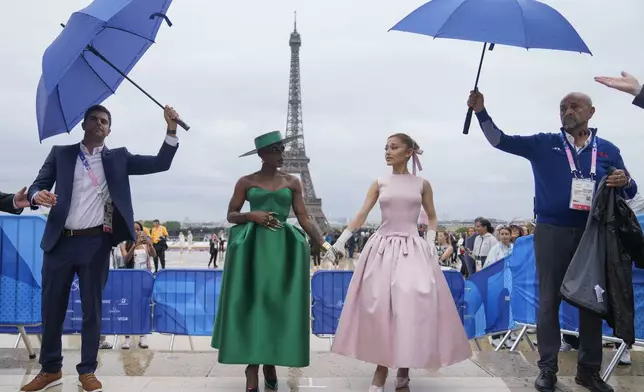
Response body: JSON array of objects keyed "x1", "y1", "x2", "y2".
[
  {"x1": 462, "y1": 222, "x2": 481, "y2": 276},
  {"x1": 485, "y1": 226, "x2": 515, "y2": 348},
  {"x1": 485, "y1": 226, "x2": 513, "y2": 267},
  {"x1": 469, "y1": 88, "x2": 637, "y2": 392},
  {"x1": 209, "y1": 234, "x2": 218, "y2": 268},
  {"x1": 436, "y1": 231, "x2": 454, "y2": 267},
  {"x1": 472, "y1": 219, "x2": 497, "y2": 271},
  {"x1": 327, "y1": 133, "x2": 471, "y2": 391},
  {"x1": 20, "y1": 104, "x2": 180, "y2": 392},
  {"x1": 310, "y1": 236, "x2": 321, "y2": 270},
  {"x1": 509, "y1": 225, "x2": 525, "y2": 243},
  {"x1": 347, "y1": 232, "x2": 356, "y2": 259},
  {"x1": 187, "y1": 230, "x2": 194, "y2": 253},
  {"x1": 218, "y1": 233, "x2": 226, "y2": 262},
  {"x1": 0, "y1": 188, "x2": 29, "y2": 214},
  {"x1": 119, "y1": 221, "x2": 155, "y2": 349},
  {"x1": 150, "y1": 219, "x2": 168, "y2": 273}
]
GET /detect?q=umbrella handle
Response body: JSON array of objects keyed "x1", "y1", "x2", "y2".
[
  {"x1": 463, "y1": 107, "x2": 473, "y2": 135},
  {"x1": 175, "y1": 118, "x2": 190, "y2": 131}
]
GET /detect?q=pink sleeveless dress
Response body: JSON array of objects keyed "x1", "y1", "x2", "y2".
[{"x1": 331, "y1": 174, "x2": 471, "y2": 369}]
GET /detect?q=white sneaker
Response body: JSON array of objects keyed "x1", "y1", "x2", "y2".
[
  {"x1": 368, "y1": 386, "x2": 384, "y2": 392},
  {"x1": 98, "y1": 340, "x2": 112, "y2": 349},
  {"x1": 121, "y1": 338, "x2": 131, "y2": 350},
  {"x1": 138, "y1": 336, "x2": 149, "y2": 349},
  {"x1": 614, "y1": 347, "x2": 631, "y2": 365}
]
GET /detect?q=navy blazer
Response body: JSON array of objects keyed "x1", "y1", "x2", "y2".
[
  {"x1": 28, "y1": 140, "x2": 178, "y2": 252},
  {"x1": 0, "y1": 192, "x2": 22, "y2": 215}
]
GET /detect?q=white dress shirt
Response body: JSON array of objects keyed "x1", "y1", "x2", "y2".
[
  {"x1": 565, "y1": 132, "x2": 591, "y2": 153},
  {"x1": 64, "y1": 143, "x2": 110, "y2": 230},
  {"x1": 36, "y1": 136, "x2": 178, "y2": 230}
]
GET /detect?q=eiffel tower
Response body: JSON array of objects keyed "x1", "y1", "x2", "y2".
[{"x1": 282, "y1": 13, "x2": 331, "y2": 233}]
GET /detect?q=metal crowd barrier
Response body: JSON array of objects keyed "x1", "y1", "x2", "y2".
[{"x1": 2, "y1": 214, "x2": 643, "y2": 381}]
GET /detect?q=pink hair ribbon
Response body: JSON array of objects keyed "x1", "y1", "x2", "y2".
[{"x1": 412, "y1": 148, "x2": 423, "y2": 175}]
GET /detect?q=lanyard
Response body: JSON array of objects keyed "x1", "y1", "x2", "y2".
[
  {"x1": 78, "y1": 150, "x2": 103, "y2": 195},
  {"x1": 560, "y1": 132, "x2": 597, "y2": 179}
]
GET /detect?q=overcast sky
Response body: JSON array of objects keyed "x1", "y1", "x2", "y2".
[{"x1": 2, "y1": 0, "x2": 644, "y2": 223}]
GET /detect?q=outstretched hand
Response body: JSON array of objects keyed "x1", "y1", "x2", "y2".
[
  {"x1": 13, "y1": 187, "x2": 30, "y2": 209},
  {"x1": 594, "y1": 71, "x2": 642, "y2": 97}
]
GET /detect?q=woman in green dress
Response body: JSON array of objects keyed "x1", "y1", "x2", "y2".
[{"x1": 211, "y1": 131, "x2": 336, "y2": 392}]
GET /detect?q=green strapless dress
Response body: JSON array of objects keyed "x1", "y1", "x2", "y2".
[{"x1": 211, "y1": 187, "x2": 310, "y2": 367}]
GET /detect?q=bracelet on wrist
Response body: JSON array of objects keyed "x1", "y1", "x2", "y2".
[{"x1": 321, "y1": 241, "x2": 332, "y2": 252}]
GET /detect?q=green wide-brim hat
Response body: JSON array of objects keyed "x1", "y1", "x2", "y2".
[{"x1": 239, "y1": 130, "x2": 302, "y2": 157}]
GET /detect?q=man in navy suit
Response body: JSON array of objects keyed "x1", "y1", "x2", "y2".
[
  {"x1": 20, "y1": 104, "x2": 181, "y2": 392},
  {"x1": 0, "y1": 187, "x2": 29, "y2": 214}
]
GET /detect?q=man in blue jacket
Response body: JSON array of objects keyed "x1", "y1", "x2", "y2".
[
  {"x1": 20, "y1": 104, "x2": 181, "y2": 392},
  {"x1": 467, "y1": 89, "x2": 636, "y2": 392}
]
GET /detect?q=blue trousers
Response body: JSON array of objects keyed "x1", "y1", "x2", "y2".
[{"x1": 39, "y1": 233, "x2": 111, "y2": 374}]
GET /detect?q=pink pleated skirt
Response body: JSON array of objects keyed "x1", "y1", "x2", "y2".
[{"x1": 331, "y1": 232, "x2": 472, "y2": 369}]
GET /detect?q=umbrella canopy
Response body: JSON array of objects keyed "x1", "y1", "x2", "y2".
[
  {"x1": 390, "y1": 0, "x2": 591, "y2": 54},
  {"x1": 390, "y1": 0, "x2": 591, "y2": 134},
  {"x1": 36, "y1": 0, "x2": 176, "y2": 141}
]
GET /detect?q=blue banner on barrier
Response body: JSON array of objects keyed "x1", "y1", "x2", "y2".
[
  {"x1": 311, "y1": 271, "x2": 353, "y2": 335},
  {"x1": 63, "y1": 270, "x2": 154, "y2": 335},
  {"x1": 463, "y1": 259, "x2": 510, "y2": 339},
  {"x1": 311, "y1": 269, "x2": 465, "y2": 336},
  {"x1": 0, "y1": 215, "x2": 45, "y2": 327},
  {"x1": 153, "y1": 269, "x2": 222, "y2": 336}
]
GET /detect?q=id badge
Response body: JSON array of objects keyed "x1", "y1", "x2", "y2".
[
  {"x1": 103, "y1": 200, "x2": 114, "y2": 233},
  {"x1": 569, "y1": 178, "x2": 595, "y2": 211}
]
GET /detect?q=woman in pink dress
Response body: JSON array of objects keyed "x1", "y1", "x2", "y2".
[{"x1": 326, "y1": 133, "x2": 471, "y2": 391}]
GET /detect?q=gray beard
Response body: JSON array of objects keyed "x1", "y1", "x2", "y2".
[{"x1": 562, "y1": 116, "x2": 578, "y2": 130}]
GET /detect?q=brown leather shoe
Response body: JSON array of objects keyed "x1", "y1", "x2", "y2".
[
  {"x1": 20, "y1": 371, "x2": 63, "y2": 391},
  {"x1": 78, "y1": 373, "x2": 103, "y2": 392}
]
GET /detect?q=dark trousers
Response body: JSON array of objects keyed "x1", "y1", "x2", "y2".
[
  {"x1": 462, "y1": 255, "x2": 476, "y2": 276},
  {"x1": 153, "y1": 243, "x2": 166, "y2": 272},
  {"x1": 39, "y1": 233, "x2": 111, "y2": 374},
  {"x1": 534, "y1": 223, "x2": 603, "y2": 373},
  {"x1": 208, "y1": 249, "x2": 218, "y2": 267}
]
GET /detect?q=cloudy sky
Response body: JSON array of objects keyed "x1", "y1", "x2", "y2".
[{"x1": 2, "y1": 0, "x2": 644, "y2": 223}]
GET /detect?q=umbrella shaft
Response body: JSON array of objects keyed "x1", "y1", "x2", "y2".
[
  {"x1": 86, "y1": 45, "x2": 165, "y2": 110},
  {"x1": 473, "y1": 42, "x2": 488, "y2": 90}
]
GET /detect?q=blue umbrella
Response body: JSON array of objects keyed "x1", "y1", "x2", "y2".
[
  {"x1": 390, "y1": 0, "x2": 591, "y2": 134},
  {"x1": 36, "y1": 0, "x2": 189, "y2": 141}
]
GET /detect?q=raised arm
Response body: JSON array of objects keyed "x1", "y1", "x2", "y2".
[
  {"x1": 126, "y1": 106, "x2": 182, "y2": 175},
  {"x1": 468, "y1": 90, "x2": 541, "y2": 160},
  {"x1": 126, "y1": 136, "x2": 179, "y2": 175}
]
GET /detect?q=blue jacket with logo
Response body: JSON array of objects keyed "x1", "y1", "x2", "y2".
[{"x1": 475, "y1": 109, "x2": 637, "y2": 228}]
